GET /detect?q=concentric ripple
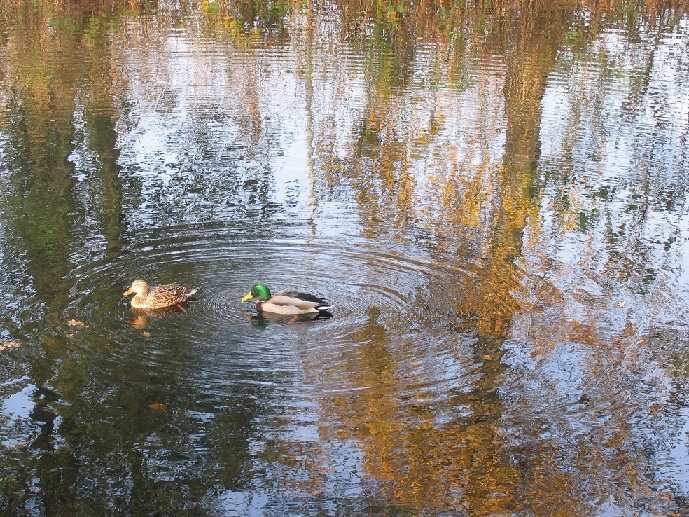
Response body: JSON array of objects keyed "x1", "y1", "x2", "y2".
[{"x1": 56, "y1": 223, "x2": 484, "y2": 405}]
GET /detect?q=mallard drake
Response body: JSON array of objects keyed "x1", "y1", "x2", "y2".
[
  {"x1": 123, "y1": 279, "x2": 197, "y2": 311},
  {"x1": 242, "y1": 283, "x2": 332, "y2": 315}
]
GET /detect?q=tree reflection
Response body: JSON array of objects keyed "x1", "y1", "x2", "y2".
[
  {"x1": 0, "y1": 0, "x2": 688, "y2": 514},
  {"x1": 303, "y1": 0, "x2": 688, "y2": 513}
]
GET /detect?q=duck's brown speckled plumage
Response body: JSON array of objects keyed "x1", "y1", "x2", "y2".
[{"x1": 123, "y1": 279, "x2": 197, "y2": 310}]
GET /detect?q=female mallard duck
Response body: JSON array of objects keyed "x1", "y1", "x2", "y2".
[
  {"x1": 242, "y1": 283, "x2": 332, "y2": 315},
  {"x1": 123, "y1": 279, "x2": 197, "y2": 311}
]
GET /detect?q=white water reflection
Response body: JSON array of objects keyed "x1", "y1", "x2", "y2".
[{"x1": 1, "y1": 383, "x2": 35, "y2": 445}]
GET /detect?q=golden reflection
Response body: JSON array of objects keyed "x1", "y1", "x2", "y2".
[{"x1": 294, "y1": 0, "x2": 684, "y2": 513}]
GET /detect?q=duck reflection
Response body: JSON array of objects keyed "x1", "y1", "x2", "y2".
[
  {"x1": 123, "y1": 305, "x2": 190, "y2": 330},
  {"x1": 242, "y1": 310, "x2": 333, "y2": 327}
]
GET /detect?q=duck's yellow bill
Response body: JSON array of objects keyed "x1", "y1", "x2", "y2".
[
  {"x1": 123, "y1": 289, "x2": 134, "y2": 296},
  {"x1": 242, "y1": 292, "x2": 253, "y2": 302}
]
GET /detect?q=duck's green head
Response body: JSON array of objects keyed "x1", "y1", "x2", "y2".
[{"x1": 242, "y1": 283, "x2": 272, "y2": 302}]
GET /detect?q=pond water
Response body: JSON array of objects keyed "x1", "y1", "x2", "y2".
[{"x1": 1, "y1": 0, "x2": 689, "y2": 514}]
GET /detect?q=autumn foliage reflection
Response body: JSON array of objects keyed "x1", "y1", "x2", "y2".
[{"x1": 1, "y1": 0, "x2": 688, "y2": 514}]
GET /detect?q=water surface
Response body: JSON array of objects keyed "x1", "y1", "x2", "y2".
[{"x1": 1, "y1": 0, "x2": 689, "y2": 514}]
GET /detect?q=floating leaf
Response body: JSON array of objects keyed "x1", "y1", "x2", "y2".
[
  {"x1": 67, "y1": 319, "x2": 89, "y2": 328},
  {"x1": 148, "y1": 402, "x2": 167, "y2": 412},
  {"x1": 0, "y1": 341, "x2": 21, "y2": 351}
]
